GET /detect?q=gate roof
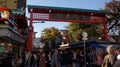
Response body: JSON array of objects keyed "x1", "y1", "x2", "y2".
[{"x1": 27, "y1": 5, "x2": 109, "y2": 17}]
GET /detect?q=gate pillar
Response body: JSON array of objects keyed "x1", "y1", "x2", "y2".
[
  {"x1": 103, "y1": 16, "x2": 108, "y2": 40},
  {"x1": 26, "y1": 9, "x2": 34, "y2": 51}
]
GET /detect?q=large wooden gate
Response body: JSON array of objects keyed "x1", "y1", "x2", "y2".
[{"x1": 27, "y1": 5, "x2": 109, "y2": 51}]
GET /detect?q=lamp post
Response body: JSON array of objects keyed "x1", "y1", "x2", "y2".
[{"x1": 82, "y1": 32, "x2": 88, "y2": 67}]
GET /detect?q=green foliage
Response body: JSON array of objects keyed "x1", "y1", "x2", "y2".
[
  {"x1": 67, "y1": 23, "x2": 102, "y2": 42},
  {"x1": 41, "y1": 27, "x2": 60, "y2": 42}
]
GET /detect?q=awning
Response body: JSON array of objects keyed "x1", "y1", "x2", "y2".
[{"x1": 89, "y1": 43, "x2": 105, "y2": 48}]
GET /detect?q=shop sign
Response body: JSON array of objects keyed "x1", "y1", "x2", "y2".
[{"x1": 50, "y1": 13, "x2": 90, "y2": 21}]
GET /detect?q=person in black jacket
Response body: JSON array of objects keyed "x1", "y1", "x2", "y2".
[
  {"x1": 60, "y1": 50, "x2": 72, "y2": 67},
  {"x1": 30, "y1": 53, "x2": 40, "y2": 67}
]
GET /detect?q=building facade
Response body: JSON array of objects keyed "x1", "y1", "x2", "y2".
[
  {"x1": 0, "y1": 0, "x2": 27, "y2": 59},
  {"x1": 0, "y1": 0, "x2": 26, "y2": 9}
]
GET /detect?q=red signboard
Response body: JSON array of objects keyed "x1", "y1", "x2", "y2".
[{"x1": 32, "y1": 13, "x2": 104, "y2": 24}]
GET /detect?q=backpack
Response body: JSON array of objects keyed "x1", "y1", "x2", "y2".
[{"x1": 102, "y1": 55, "x2": 112, "y2": 67}]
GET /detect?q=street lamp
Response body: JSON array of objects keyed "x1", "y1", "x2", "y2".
[{"x1": 82, "y1": 32, "x2": 88, "y2": 67}]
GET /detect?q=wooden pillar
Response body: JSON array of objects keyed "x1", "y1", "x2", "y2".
[
  {"x1": 26, "y1": 8, "x2": 33, "y2": 51},
  {"x1": 103, "y1": 16, "x2": 108, "y2": 40}
]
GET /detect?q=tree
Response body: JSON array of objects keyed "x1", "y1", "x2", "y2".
[
  {"x1": 67, "y1": 23, "x2": 102, "y2": 42},
  {"x1": 41, "y1": 27, "x2": 61, "y2": 48},
  {"x1": 105, "y1": 0, "x2": 120, "y2": 34},
  {"x1": 104, "y1": 0, "x2": 120, "y2": 42},
  {"x1": 41, "y1": 27, "x2": 60, "y2": 42}
]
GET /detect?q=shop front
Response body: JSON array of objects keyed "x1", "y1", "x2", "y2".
[{"x1": 0, "y1": 27, "x2": 26, "y2": 59}]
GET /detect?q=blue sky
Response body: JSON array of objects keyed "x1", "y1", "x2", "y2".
[{"x1": 27, "y1": 0, "x2": 112, "y2": 37}]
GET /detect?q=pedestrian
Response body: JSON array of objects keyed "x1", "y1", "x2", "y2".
[
  {"x1": 114, "y1": 47, "x2": 120, "y2": 62},
  {"x1": 46, "y1": 51, "x2": 52, "y2": 67},
  {"x1": 115, "y1": 47, "x2": 120, "y2": 55},
  {"x1": 96, "y1": 53, "x2": 103, "y2": 67},
  {"x1": 16, "y1": 56, "x2": 23, "y2": 67},
  {"x1": 75, "y1": 49, "x2": 80, "y2": 67},
  {"x1": 31, "y1": 53, "x2": 39, "y2": 67},
  {"x1": 60, "y1": 50, "x2": 72, "y2": 67},
  {"x1": 51, "y1": 49, "x2": 59, "y2": 67},
  {"x1": 102, "y1": 45, "x2": 115, "y2": 67},
  {"x1": 72, "y1": 50, "x2": 77, "y2": 67},
  {"x1": 113, "y1": 54, "x2": 120, "y2": 67},
  {"x1": 25, "y1": 51, "x2": 32, "y2": 67},
  {"x1": 19, "y1": 52, "x2": 26, "y2": 67},
  {"x1": 79, "y1": 50, "x2": 84, "y2": 67},
  {"x1": 39, "y1": 52, "x2": 46, "y2": 67}
]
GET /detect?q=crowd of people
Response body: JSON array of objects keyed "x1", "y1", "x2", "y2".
[
  {"x1": 0, "y1": 52, "x2": 16, "y2": 67},
  {"x1": 0, "y1": 45, "x2": 120, "y2": 67}
]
